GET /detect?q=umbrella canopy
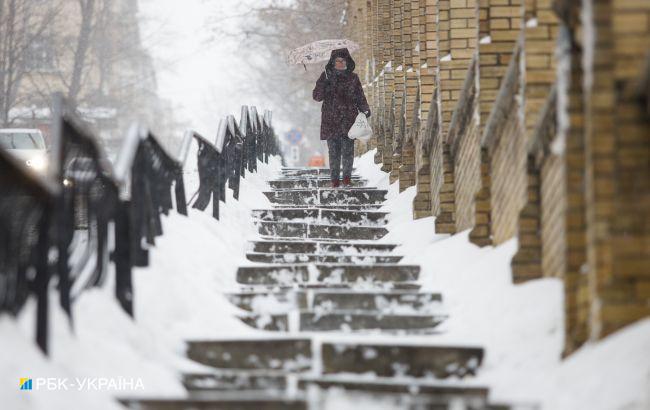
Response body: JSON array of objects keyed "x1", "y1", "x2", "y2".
[{"x1": 287, "y1": 39, "x2": 360, "y2": 65}]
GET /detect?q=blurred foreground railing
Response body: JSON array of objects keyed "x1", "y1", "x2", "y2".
[{"x1": 0, "y1": 96, "x2": 281, "y2": 353}]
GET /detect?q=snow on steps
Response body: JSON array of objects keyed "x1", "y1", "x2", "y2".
[
  {"x1": 245, "y1": 252, "x2": 403, "y2": 264},
  {"x1": 226, "y1": 290, "x2": 442, "y2": 313},
  {"x1": 256, "y1": 221, "x2": 389, "y2": 240},
  {"x1": 263, "y1": 188, "x2": 387, "y2": 206},
  {"x1": 238, "y1": 310, "x2": 447, "y2": 333},
  {"x1": 249, "y1": 239, "x2": 398, "y2": 254},
  {"x1": 235, "y1": 264, "x2": 421, "y2": 285},
  {"x1": 269, "y1": 178, "x2": 367, "y2": 189},
  {"x1": 121, "y1": 167, "x2": 505, "y2": 410}
]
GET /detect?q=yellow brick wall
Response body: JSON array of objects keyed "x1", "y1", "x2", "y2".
[
  {"x1": 349, "y1": 0, "x2": 649, "y2": 356},
  {"x1": 413, "y1": 0, "x2": 439, "y2": 218},
  {"x1": 589, "y1": 0, "x2": 650, "y2": 342},
  {"x1": 523, "y1": 0, "x2": 559, "y2": 143}
]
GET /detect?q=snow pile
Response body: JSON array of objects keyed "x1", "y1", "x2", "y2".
[
  {"x1": 1, "y1": 156, "x2": 282, "y2": 410},
  {"x1": 354, "y1": 149, "x2": 650, "y2": 410}
]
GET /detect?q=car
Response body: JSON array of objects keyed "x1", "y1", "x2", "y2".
[{"x1": 0, "y1": 128, "x2": 49, "y2": 173}]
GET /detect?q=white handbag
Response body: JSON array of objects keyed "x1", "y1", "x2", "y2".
[{"x1": 348, "y1": 112, "x2": 373, "y2": 141}]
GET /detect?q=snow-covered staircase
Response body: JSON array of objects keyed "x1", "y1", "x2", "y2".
[{"x1": 122, "y1": 167, "x2": 518, "y2": 410}]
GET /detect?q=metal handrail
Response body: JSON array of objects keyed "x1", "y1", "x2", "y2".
[{"x1": 1, "y1": 94, "x2": 281, "y2": 355}]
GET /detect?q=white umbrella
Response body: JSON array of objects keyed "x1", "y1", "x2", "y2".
[{"x1": 287, "y1": 39, "x2": 360, "y2": 66}]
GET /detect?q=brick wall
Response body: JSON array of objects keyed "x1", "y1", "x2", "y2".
[
  {"x1": 346, "y1": 0, "x2": 649, "y2": 356},
  {"x1": 482, "y1": 44, "x2": 527, "y2": 245},
  {"x1": 449, "y1": 57, "x2": 480, "y2": 233},
  {"x1": 412, "y1": 0, "x2": 439, "y2": 218},
  {"x1": 590, "y1": 0, "x2": 650, "y2": 341},
  {"x1": 469, "y1": 148, "x2": 493, "y2": 246},
  {"x1": 509, "y1": 87, "x2": 564, "y2": 284}
]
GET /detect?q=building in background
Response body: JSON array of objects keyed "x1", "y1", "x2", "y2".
[{"x1": 0, "y1": 0, "x2": 177, "y2": 155}]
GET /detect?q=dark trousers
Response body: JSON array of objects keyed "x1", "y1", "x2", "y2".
[{"x1": 327, "y1": 135, "x2": 354, "y2": 181}]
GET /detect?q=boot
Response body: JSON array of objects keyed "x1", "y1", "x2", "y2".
[
  {"x1": 331, "y1": 178, "x2": 340, "y2": 188},
  {"x1": 342, "y1": 176, "x2": 351, "y2": 186}
]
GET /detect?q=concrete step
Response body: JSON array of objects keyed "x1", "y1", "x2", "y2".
[
  {"x1": 280, "y1": 167, "x2": 358, "y2": 176},
  {"x1": 249, "y1": 240, "x2": 318, "y2": 254},
  {"x1": 251, "y1": 208, "x2": 389, "y2": 226},
  {"x1": 319, "y1": 242, "x2": 398, "y2": 254},
  {"x1": 248, "y1": 240, "x2": 398, "y2": 254},
  {"x1": 312, "y1": 290, "x2": 442, "y2": 312},
  {"x1": 238, "y1": 311, "x2": 446, "y2": 333},
  {"x1": 321, "y1": 342, "x2": 484, "y2": 379},
  {"x1": 121, "y1": 395, "x2": 513, "y2": 410},
  {"x1": 186, "y1": 337, "x2": 312, "y2": 371},
  {"x1": 238, "y1": 282, "x2": 422, "y2": 292},
  {"x1": 276, "y1": 175, "x2": 363, "y2": 182},
  {"x1": 271, "y1": 203, "x2": 384, "y2": 210},
  {"x1": 302, "y1": 380, "x2": 491, "y2": 410},
  {"x1": 236, "y1": 264, "x2": 420, "y2": 286},
  {"x1": 227, "y1": 290, "x2": 438, "y2": 313},
  {"x1": 181, "y1": 373, "x2": 494, "y2": 407},
  {"x1": 280, "y1": 167, "x2": 333, "y2": 175},
  {"x1": 252, "y1": 208, "x2": 320, "y2": 222},
  {"x1": 298, "y1": 374, "x2": 488, "y2": 399},
  {"x1": 226, "y1": 290, "x2": 308, "y2": 312},
  {"x1": 256, "y1": 221, "x2": 388, "y2": 240},
  {"x1": 269, "y1": 178, "x2": 367, "y2": 189},
  {"x1": 320, "y1": 208, "x2": 389, "y2": 226},
  {"x1": 183, "y1": 370, "x2": 288, "y2": 392},
  {"x1": 263, "y1": 189, "x2": 387, "y2": 206},
  {"x1": 120, "y1": 396, "x2": 306, "y2": 410},
  {"x1": 245, "y1": 252, "x2": 403, "y2": 264}
]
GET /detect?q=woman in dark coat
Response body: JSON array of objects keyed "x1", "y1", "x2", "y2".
[{"x1": 313, "y1": 48, "x2": 370, "y2": 187}]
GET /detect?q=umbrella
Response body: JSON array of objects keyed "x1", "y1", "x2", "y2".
[{"x1": 287, "y1": 39, "x2": 360, "y2": 66}]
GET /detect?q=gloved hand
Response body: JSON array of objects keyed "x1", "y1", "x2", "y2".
[
  {"x1": 325, "y1": 67, "x2": 334, "y2": 82},
  {"x1": 363, "y1": 110, "x2": 371, "y2": 118}
]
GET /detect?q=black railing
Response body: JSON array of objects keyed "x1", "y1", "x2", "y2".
[
  {"x1": 0, "y1": 149, "x2": 57, "y2": 352},
  {"x1": 189, "y1": 130, "x2": 223, "y2": 219},
  {"x1": 0, "y1": 96, "x2": 280, "y2": 354},
  {"x1": 50, "y1": 96, "x2": 123, "y2": 325},
  {"x1": 0, "y1": 96, "x2": 279, "y2": 352},
  {"x1": 190, "y1": 105, "x2": 280, "y2": 219}
]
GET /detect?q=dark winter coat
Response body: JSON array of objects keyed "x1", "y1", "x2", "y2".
[{"x1": 312, "y1": 48, "x2": 370, "y2": 141}]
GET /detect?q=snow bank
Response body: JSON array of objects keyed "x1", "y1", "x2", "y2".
[
  {"x1": 354, "y1": 149, "x2": 650, "y2": 409},
  {"x1": 1, "y1": 156, "x2": 282, "y2": 409}
]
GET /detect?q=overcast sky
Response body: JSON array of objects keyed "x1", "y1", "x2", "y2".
[{"x1": 138, "y1": 0, "x2": 273, "y2": 138}]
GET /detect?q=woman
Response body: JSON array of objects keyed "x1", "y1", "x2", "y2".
[{"x1": 313, "y1": 48, "x2": 370, "y2": 188}]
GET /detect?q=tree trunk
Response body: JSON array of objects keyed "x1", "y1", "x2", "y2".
[{"x1": 68, "y1": 0, "x2": 96, "y2": 104}]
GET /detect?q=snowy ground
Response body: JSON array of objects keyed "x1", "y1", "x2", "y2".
[{"x1": 1, "y1": 149, "x2": 649, "y2": 410}]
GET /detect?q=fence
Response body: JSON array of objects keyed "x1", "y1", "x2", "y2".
[{"x1": 0, "y1": 94, "x2": 280, "y2": 353}]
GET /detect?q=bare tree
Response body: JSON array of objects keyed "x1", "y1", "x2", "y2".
[
  {"x1": 2, "y1": 0, "x2": 175, "y2": 150},
  {"x1": 68, "y1": 0, "x2": 96, "y2": 103},
  {"x1": 0, "y1": 0, "x2": 63, "y2": 126},
  {"x1": 207, "y1": 0, "x2": 347, "y2": 149}
]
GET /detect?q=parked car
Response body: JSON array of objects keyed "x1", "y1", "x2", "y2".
[{"x1": 0, "y1": 128, "x2": 49, "y2": 173}]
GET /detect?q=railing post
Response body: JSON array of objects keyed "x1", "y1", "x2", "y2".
[
  {"x1": 175, "y1": 169, "x2": 188, "y2": 215},
  {"x1": 114, "y1": 200, "x2": 134, "y2": 317},
  {"x1": 35, "y1": 208, "x2": 52, "y2": 354}
]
